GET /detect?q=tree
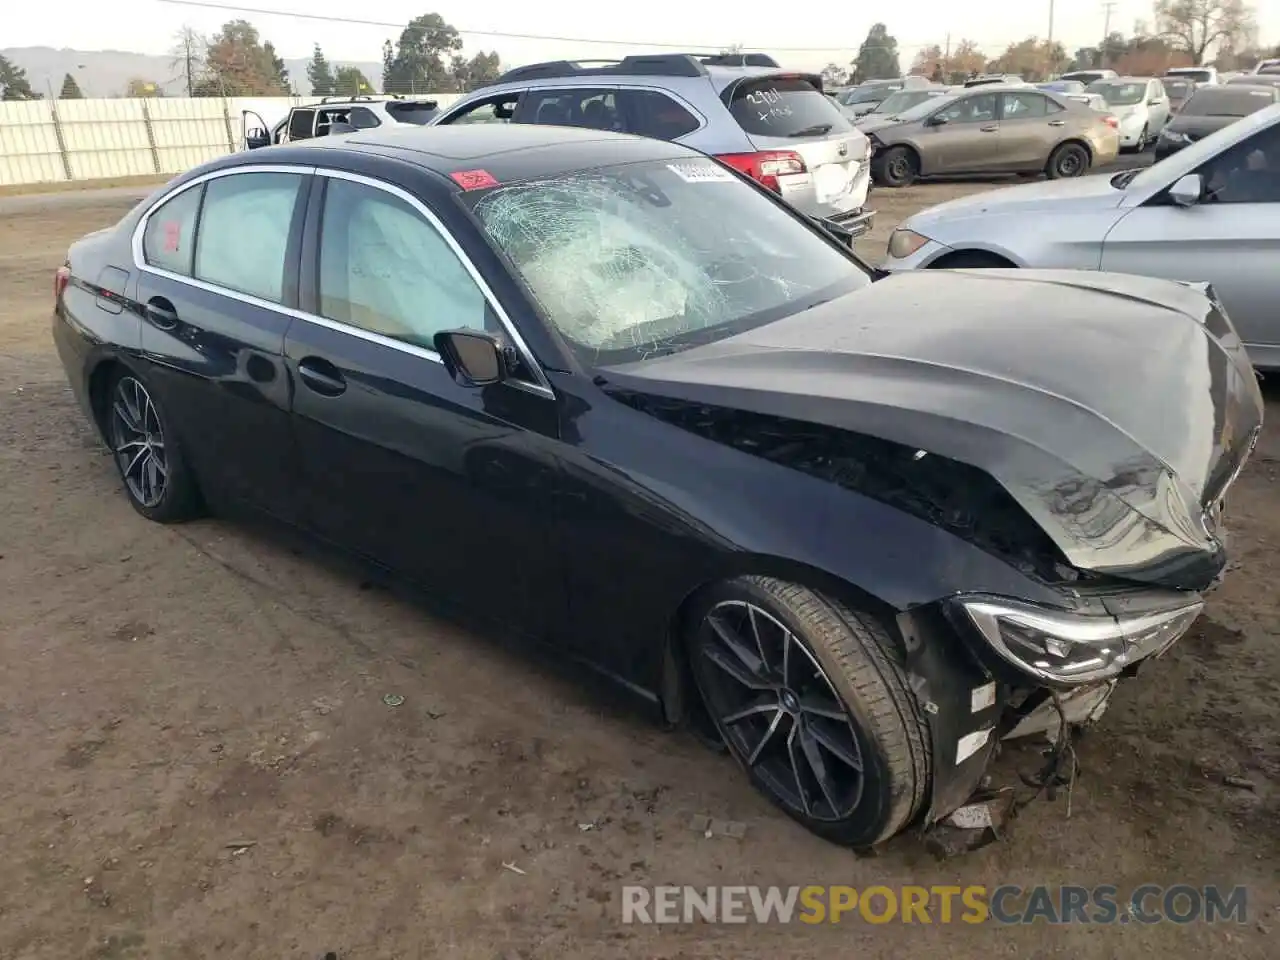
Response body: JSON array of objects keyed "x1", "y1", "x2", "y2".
[
  {"x1": 448, "y1": 51, "x2": 501, "y2": 92},
  {"x1": 333, "y1": 66, "x2": 374, "y2": 97},
  {"x1": 127, "y1": 78, "x2": 163, "y2": 97},
  {"x1": 820, "y1": 63, "x2": 848, "y2": 87},
  {"x1": 1154, "y1": 0, "x2": 1255, "y2": 64},
  {"x1": 382, "y1": 12, "x2": 463, "y2": 94},
  {"x1": 59, "y1": 73, "x2": 84, "y2": 99},
  {"x1": 307, "y1": 44, "x2": 335, "y2": 96},
  {"x1": 0, "y1": 53, "x2": 39, "y2": 100},
  {"x1": 194, "y1": 20, "x2": 291, "y2": 96},
  {"x1": 989, "y1": 36, "x2": 1068, "y2": 80},
  {"x1": 169, "y1": 26, "x2": 208, "y2": 98},
  {"x1": 264, "y1": 41, "x2": 290, "y2": 91},
  {"x1": 852, "y1": 23, "x2": 900, "y2": 80},
  {"x1": 910, "y1": 39, "x2": 985, "y2": 83}
]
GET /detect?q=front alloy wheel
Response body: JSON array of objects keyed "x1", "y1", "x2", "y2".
[{"x1": 689, "y1": 577, "x2": 932, "y2": 847}]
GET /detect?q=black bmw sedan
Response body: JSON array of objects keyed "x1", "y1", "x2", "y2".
[{"x1": 53, "y1": 124, "x2": 1263, "y2": 848}]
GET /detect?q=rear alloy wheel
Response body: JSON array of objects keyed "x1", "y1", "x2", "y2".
[
  {"x1": 107, "y1": 370, "x2": 202, "y2": 523},
  {"x1": 1046, "y1": 142, "x2": 1089, "y2": 179},
  {"x1": 688, "y1": 576, "x2": 932, "y2": 847},
  {"x1": 875, "y1": 146, "x2": 918, "y2": 188}
]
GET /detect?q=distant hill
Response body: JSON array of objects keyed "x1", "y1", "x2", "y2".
[{"x1": 2, "y1": 46, "x2": 386, "y2": 97}]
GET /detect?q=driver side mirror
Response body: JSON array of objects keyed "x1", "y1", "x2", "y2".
[
  {"x1": 434, "y1": 329, "x2": 510, "y2": 387},
  {"x1": 1169, "y1": 173, "x2": 1203, "y2": 207},
  {"x1": 244, "y1": 126, "x2": 271, "y2": 149},
  {"x1": 925, "y1": 114, "x2": 949, "y2": 126}
]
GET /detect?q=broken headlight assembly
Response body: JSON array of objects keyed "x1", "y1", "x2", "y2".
[{"x1": 955, "y1": 595, "x2": 1204, "y2": 687}]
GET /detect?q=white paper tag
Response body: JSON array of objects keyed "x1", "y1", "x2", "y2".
[
  {"x1": 666, "y1": 162, "x2": 735, "y2": 183},
  {"x1": 970, "y1": 682, "x2": 996, "y2": 713},
  {"x1": 947, "y1": 803, "x2": 994, "y2": 830},
  {"x1": 955, "y1": 727, "x2": 992, "y2": 764}
]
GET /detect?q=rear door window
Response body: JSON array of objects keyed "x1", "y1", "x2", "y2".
[
  {"x1": 349, "y1": 106, "x2": 381, "y2": 129},
  {"x1": 729, "y1": 76, "x2": 855, "y2": 137},
  {"x1": 620, "y1": 89, "x2": 700, "y2": 140},
  {"x1": 515, "y1": 88, "x2": 623, "y2": 130},
  {"x1": 194, "y1": 172, "x2": 306, "y2": 303},
  {"x1": 1001, "y1": 91, "x2": 1050, "y2": 119}
]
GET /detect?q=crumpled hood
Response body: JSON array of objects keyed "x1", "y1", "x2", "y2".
[
  {"x1": 1164, "y1": 114, "x2": 1239, "y2": 139},
  {"x1": 908, "y1": 173, "x2": 1127, "y2": 224},
  {"x1": 602, "y1": 269, "x2": 1264, "y2": 590}
]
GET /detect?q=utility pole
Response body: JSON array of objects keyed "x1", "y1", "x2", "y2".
[
  {"x1": 1101, "y1": 0, "x2": 1118, "y2": 67},
  {"x1": 1048, "y1": 0, "x2": 1055, "y2": 49}
]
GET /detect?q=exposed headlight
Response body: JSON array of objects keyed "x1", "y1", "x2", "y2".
[
  {"x1": 1161, "y1": 129, "x2": 1189, "y2": 143},
  {"x1": 887, "y1": 228, "x2": 930, "y2": 259},
  {"x1": 957, "y1": 595, "x2": 1203, "y2": 686}
]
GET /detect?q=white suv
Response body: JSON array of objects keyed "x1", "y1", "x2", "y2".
[{"x1": 242, "y1": 95, "x2": 441, "y2": 150}]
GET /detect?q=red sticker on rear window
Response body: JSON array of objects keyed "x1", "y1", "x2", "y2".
[
  {"x1": 450, "y1": 169, "x2": 500, "y2": 191},
  {"x1": 162, "y1": 220, "x2": 181, "y2": 252}
]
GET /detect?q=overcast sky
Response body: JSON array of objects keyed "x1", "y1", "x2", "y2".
[{"x1": 8, "y1": 0, "x2": 1279, "y2": 71}]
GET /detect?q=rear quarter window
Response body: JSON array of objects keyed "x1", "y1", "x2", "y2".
[{"x1": 729, "y1": 76, "x2": 855, "y2": 137}]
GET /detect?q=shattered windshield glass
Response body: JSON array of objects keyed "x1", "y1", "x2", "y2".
[{"x1": 462, "y1": 158, "x2": 869, "y2": 364}]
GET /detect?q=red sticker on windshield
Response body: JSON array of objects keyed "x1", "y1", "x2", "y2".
[
  {"x1": 450, "y1": 169, "x2": 500, "y2": 191},
  {"x1": 162, "y1": 220, "x2": 181, "y2": 252}
]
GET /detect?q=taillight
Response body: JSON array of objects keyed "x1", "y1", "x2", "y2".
[
  {"x1": 715, "y1": 151, "x2": 807, "y2": 193},
  {"x1": 1102, "y1": 115, "x2": 1119, "y2": 129},
  {"x1": 54, "y1": 263, "x2": 70, "y2": 305}
]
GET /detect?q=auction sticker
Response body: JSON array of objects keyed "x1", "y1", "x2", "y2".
[{"x1": 667, "y1": 161, "x2": 736, "y2": 183}]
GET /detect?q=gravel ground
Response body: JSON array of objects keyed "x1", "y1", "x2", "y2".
[{"x1": 0, "y1": 173, "x2": 1275, "y2": 960}]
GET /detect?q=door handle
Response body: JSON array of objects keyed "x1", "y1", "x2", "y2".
[
  {"x1": 297, "y1": 357, "x2": 347, "y2": 397},
  {"x1": 144, "y1": 298, "x2": 179, "y2": 330},
  {"x1": 1048, "y1": 120, "x2": 1067, "y2": 127},
  {"x1": 979, "y1": 124, "x2": 998, "y2": 132}
]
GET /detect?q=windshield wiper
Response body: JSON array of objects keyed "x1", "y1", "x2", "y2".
[{"x1": 787, "y1": 123, "x2": 833, "y2": 137}]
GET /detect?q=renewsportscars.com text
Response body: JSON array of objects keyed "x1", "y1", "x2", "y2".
[{"x1": 620, "y1": 884, "x2": 1249, "y2": 925}]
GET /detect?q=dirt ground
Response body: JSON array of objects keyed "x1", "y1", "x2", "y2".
[{"x1": 0, "y1": 181, "x2": 1276, "y2": 960}]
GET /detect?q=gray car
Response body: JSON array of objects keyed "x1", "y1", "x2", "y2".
[
  {"x1": 431, "y1": 53, "x2": 875, "y2": 237},
  {"x1": 883, "y1": 102, "x2": 1280, "y2": 368}
]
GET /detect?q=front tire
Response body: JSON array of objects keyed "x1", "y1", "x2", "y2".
[
  {"x1": 106, "y1": 369, "x2": 202, "y2": 523},
  {"x1": 874, "y1": 146, "x2": 918, "y2": 188},
  {"x1": 687, "y1": 576, "x2": 932, "y2": 847}
]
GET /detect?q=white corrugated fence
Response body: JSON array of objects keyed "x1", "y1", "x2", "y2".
[{"x1": 0, "y1": 95, "x2": 462, "y2": 187}]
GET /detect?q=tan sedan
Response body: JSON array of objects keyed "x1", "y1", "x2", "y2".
[{"x1": 864, "y1": 87, "x2": 1120, "y2": 187}]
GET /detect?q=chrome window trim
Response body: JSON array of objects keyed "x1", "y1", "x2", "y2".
[{"x1": 129, "y1": 163, "x2": 555, "y2": 400}]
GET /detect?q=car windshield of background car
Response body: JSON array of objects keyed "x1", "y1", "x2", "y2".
[
  {"x1": 1181, "y1": 87, "x2": 1276, "y2": 118},
  {"x1": 1088, "y1": 81, "x2": 1147, "y2": 105},
  {"x1": 462, "y1": 157, "x2": 870, "y2": 365}
]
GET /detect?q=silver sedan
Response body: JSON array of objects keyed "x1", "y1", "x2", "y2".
[{"x1": 883, "y1": 103, "x2": 1280, "y2": 368}]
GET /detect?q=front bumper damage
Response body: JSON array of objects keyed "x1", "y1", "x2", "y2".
[{"x1": 894, "y1": 580, "x2": 1211, "y2": 853}]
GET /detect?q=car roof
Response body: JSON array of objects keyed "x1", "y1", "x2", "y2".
[{"x1": 220, "y1": 124, "x2": 692, "y2": 184}]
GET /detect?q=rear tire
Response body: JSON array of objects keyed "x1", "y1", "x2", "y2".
[
  {"x1": 687, "y1": 576, "x2": 932, "y2": 847},
  {"x1": 1046, "y1": 142, "x2": 1089, "y2": 179},
  {"x1": 105, "y1": 368, "x2": 203, "y2": 524},
  {"x1": 874, "y1": 146, "x2": 919, "y2": 188}
]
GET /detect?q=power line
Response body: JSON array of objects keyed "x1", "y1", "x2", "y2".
[{"x1": 156, "y1": 0, "x2": 1027, "y2": 54}]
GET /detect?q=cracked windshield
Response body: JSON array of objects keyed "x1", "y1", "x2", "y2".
[{"x1": 465, "y1": 158, "x2": 869, "y2": 363}]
